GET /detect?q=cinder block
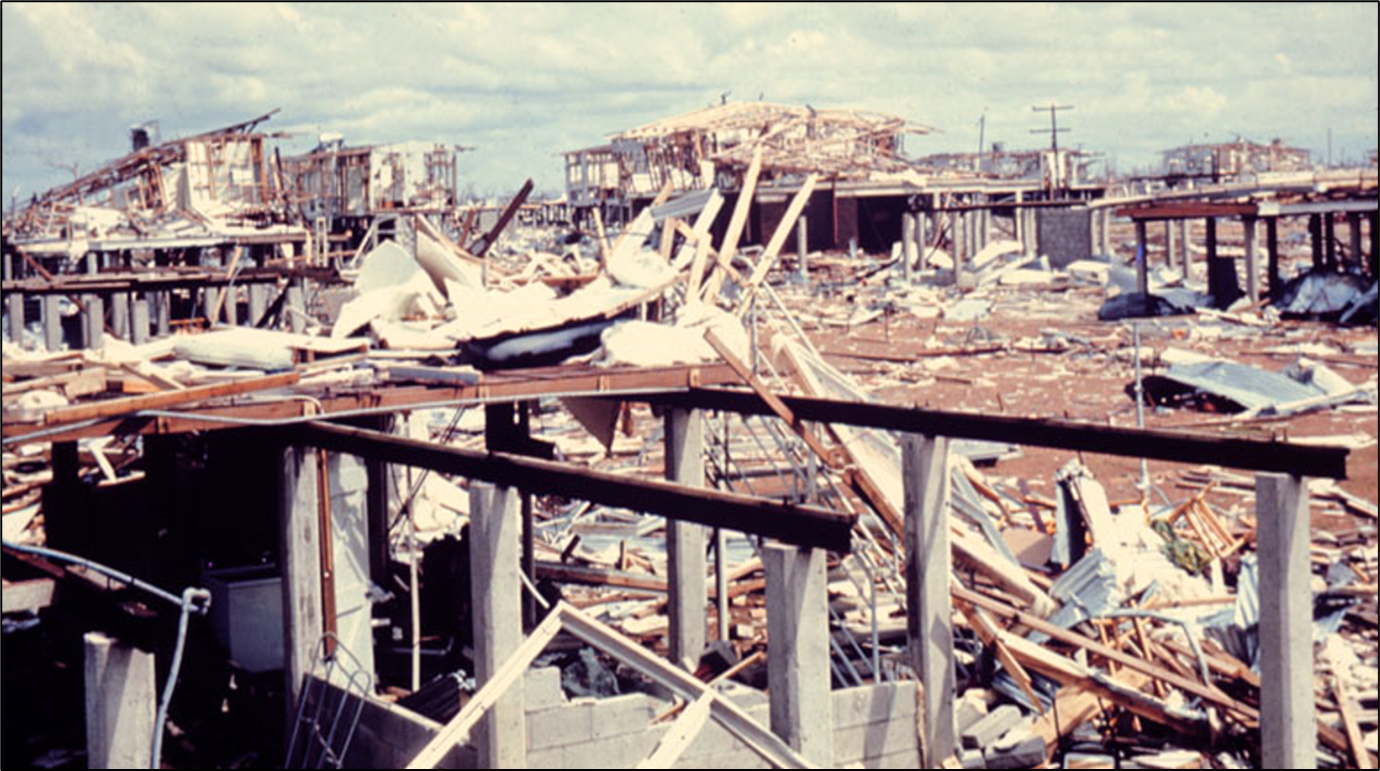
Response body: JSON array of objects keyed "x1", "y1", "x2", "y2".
[
  {"x1": 961, "y1": 704, "x2": 1021, "y2": 750},
  {"x1": 589, "y1": 692, "x2": 653, "y2": 739},
  {"x1": 526, "y1": 700, "x2": 594, "y2": 751},
  {"x1": 831, "y1": 682, "x2": 917, "y2": 729},
  {"x1": 833, "y1": 714, "x2": 919, "y2": 765},
  {"x1": 524, "y1": 666, "x2": 566, "y2": 712},
  {"x1": 527, "y1": 728, "x2": 663, "y2": 768}
]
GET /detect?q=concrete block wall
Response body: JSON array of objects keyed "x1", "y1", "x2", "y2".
[{"x1": 319, "y1": 670, "x2": 918, "y2": 768}]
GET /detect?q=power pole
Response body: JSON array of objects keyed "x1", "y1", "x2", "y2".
[{"x1": 1031, "y1": 103, "x2": 1074, "y2": 194}]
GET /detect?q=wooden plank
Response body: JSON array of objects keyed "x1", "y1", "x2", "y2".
[
  {"x1": 469, "y1": 178, "x2": 533, "y2": 257},
  {"x1": 638, "y1": 388, "x2": 1349, "y2": 479},
  {"x1": 735, "y1": 174, "x2": 818, "y2": 317},
  {"x1": 704, "y1": 329, "x2": 839, "y2": 469},
  {"x1": 957, "y1": 601, "x2": 1045, "y2": 715},
  {"x1": 406, "y1": 607, "x2": 565, "y2": 769},
  {"x1": 956, "y1": 586, "x2": 1258, "y2": 721},
  {"x1": 1334, "y1": 675, "x2": 1376, "y2": 770},
  {"x1": 295, "y1": 422, "x2": 855, "y2": 553},
  {"x1": 638, "y1": 689, "x2": 715, "y2": 769},
  {"x1": 43, "y1": 371, "x2": 300, "y2": 426},
  {"x1": 701, "y1": 147, "x2": 763, "y2": 303}
]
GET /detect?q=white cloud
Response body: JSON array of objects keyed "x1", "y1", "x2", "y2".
[{"x1": 2, "y1": 2, "x2": 1376, "y2": 196}]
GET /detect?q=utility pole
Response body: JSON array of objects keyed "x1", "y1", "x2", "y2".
[{"x1": 1031, "y1": 103, "x2": 1073, "y2": 194}]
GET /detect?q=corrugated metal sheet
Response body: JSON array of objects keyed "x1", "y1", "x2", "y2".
[{"x1": 1149, "y1": 361, "x2": 1323, "y2": 412}]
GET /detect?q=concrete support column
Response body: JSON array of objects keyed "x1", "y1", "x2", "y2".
[
  {"x1": 112, "y1": 292, "x2": 130, "y2": 341},
  {"x1": 916, "y1": 211, "x2": 929, "y2": 268},
  {"x1": 765, "y1": 543, "x2": 832, "y2": 767},
  {"x1": 1243, "y1": 216, "x2": 1259, "y2": 303},
  {"x1": 1101, "y1": 208, "x2": 1112, "y2": 258},
  {"x1": 901, "y1": 213, "x2": 916, "y2": 283},
  {"x1": 981, "y1": 207, "x2": 992, "y2": 249},
  {"x1": 278, "y1": 444, "x2": 322, "y2": 718},
  {"x1": 202, "y1": 287, "x2": 220, "y2": 326},
  {"x1": 83, "y1": 295, "x2": 103, "y2": 350},
  {"x1": 795, "y1": 215, "x2": 808, "y2": 283},
  {"x1": 1014, "y1": 193, "x2": 1024, "y2": 248},
  {"x1": 1369, "y1": 211, "x2": 1379, "y2": 277},
  {"x1": 248, "y1": 284, "x2": 268, "y2": 328},
  {"x1": 1256, "y1": 473, "x2": 1315, "y2": 769},
  {"x1": 43, "y1": 295, "x2": 62, "y2": 352},
  {"x1": 1165, "y1": 220, "x2": 1177, "y2": 274},
  {"x1": 666, "y1": 408, "x2": 707, "y2": 672},
  {"x1": 469, "y1": 482, "x2": 527, "y2": 768},
  {"x1": 1347, "y1": 212, "x2": 1363, "y2": 269},
  {"x1": 903, "y1": 434, "x2": 956, "y2": 767},
  {"x1": 6, "y1": 292, "x2": 24, "y2": 347},
  {"x1": 155, "y1": 292, "x2": 170, "y2": 338},
  {"x1": 1266, "y1": 218, "x2": 1281, "y2": 301},
  {"x1": 84, "y1": 631, "x2": 155, "y2": 770},
  {"x1": 132, "y1": 297, "x2": 150, "y2": 346},
  {"x1": 287, "y1": 282, "x2": 307, "y2": 334},
  {"x1": 1134, "y1": 220, "x2": 1149, "y2": 295},
  {"x1": 1179, "y1": 219, "x2": 1191, "y2": 278},
  {"x1": 224, "y1": 286, "x2": 238, "y2": 326}
]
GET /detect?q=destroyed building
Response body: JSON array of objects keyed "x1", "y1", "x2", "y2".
[
  {"x1": 1160, "y1": 137, "x2": 1314, "y2": 183},
  {"x1": 2, "y1": 98, "x2": 1378, "y2": 771}
]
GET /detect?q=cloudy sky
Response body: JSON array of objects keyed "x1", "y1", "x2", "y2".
[{"x1": 3, "y1": 2, "x2": 1376, "y2": 203}]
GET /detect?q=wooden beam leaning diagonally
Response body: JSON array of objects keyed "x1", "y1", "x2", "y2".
[
  {"x1": 703, "y1": 328, "x2": 840, "y2": 471},
  {"x1": 735, "y1": 174, "x2": 818, "y2": 318},
  {"x1": 289, "y1": 421, "x2": 854, "y2": 553},
  {"x1": 407, "y1": 602, "x2": 816, "y2": 770},
  {"x1": 701, "y1": 147, "x2": 763, "y2": 304}
]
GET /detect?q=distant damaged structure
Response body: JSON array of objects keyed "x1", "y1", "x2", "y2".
[
  {"x1": 566, "y1": 101, "x2": 933, "y2": 227},
  {"x1": 1161, "y1": 137, "x2": 1313, "y2": 183},
  {"x1": 280, "y1": 139, "x2": 466, "y2": 225},
  {"x1": 3, "y1": 110, "x2": 305, "y2": 259}
]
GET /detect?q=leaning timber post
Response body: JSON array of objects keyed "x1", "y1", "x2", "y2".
[
  {"x1": 278, "y1": 442, "x2": 323, "y2": 726},
  {"x1": 666, "y1": 408, "x2": 708, "y2": 671},
  {"x1": 904, "y1": 434, "x2": 956, "y2": 767},
  {"x1": 765, "y1": 543, "x2": 832, "y2": 767},
  {"x1": 85, "y1": 631, "x2": 156, "y2": 769},
  {"x1": 1256, "y1": 473, "x2": 1315, "y2": 769},
  {"x1": 1134, "y1": 220, "x2": 1149, "y2": 295},
  {"x1": 469, "y1": 482, "x2": 527, "y2": 768},
  {"x1": 1347, "y1": 212, "x2": 1363, "y2": 270},
  {"x1": 1243, "y1": 215, "x2": 1259, "y2": 303},
  {"x1": 1266, "y1": 217, "x2": 1281, "y2": 302}
]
